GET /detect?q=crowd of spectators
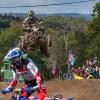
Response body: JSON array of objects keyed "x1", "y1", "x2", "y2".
[{"x1": 72, "y1": 59, "x2": 100, "y2": 79}]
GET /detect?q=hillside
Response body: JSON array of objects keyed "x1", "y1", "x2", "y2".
[
  {"x1": 0, "y1": 79, "x2": 100, "y2": 100},
  {"x1": 0, "y1": 13, "x2": 92, "y2": 20}
]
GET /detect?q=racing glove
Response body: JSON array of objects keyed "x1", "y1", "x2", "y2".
[{"x1": 1, "y1": 87, "x2": 13, "y2": 94}]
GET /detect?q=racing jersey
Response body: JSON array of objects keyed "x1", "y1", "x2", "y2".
[
  {"x1": 6, "y1": 58, "x2": 46, "y2": 99},
  {"x1": 9, "y1": 58, "x2": 40, "y2": 87},
  {"x1": 22, "y1": 16, "x2": 41, "y2": 27}
]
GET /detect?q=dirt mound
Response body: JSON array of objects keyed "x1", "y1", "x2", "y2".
[
  {"x1": 46, "y1": 79, "x2": 100, "y2": 100},
  {"x1": 0, "y1": 79, "x2": 100, "y2": 100}
]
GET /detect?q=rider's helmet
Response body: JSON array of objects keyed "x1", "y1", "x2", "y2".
[
  {"x1": 28, "y1": 10, "x2": 35, "y2": 17},
  {"x1": 4, "y1": 47, "x2": 24, "y2": 69}
]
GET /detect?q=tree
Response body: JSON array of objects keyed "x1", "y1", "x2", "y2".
[
  {"x1": 92, "y1": 2, "x2": 100, "y2": 18},
  {"x1": 0, "y1": 24, "x2": 23, "y2": 64},
  {"x1": 87, "y1": 2, "x2": 100, "y2": 62},
  {"x1": 75, "y1": 31, "x2": 89, "y2": 66},
  {"x1": 47, "y1": 29, "x2": 67, "y2": 69}
]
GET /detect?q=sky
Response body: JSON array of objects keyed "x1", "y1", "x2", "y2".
[{"x1": 0, "y1": 0, "x2": 99, "y2": 14}]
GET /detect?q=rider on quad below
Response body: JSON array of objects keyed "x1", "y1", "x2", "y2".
[{"x1": 1, "y1": 47, "x2": 46, "y2": 100}]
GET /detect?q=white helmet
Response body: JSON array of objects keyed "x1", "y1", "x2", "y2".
[
  {"x1": 5, "y1": 47, "x2": 23, "y2": 60},
  {"x1": 28, "y1": 10, "x2": 35, "y2": 17}
]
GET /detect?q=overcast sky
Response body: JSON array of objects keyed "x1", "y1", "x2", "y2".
[{"x1": 0, "y1": 0, "x2": 99, "y2": 14}]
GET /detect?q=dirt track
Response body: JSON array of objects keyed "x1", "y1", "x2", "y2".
[{"x1": 0, "y1": 79, "x2": 100, "y2": 100}]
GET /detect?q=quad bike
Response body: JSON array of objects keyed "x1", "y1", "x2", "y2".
[
  {"x1": 0, "y1": 88, "x2": 71, "y2": 100},
  {"x1": 17, "y1": 23, "x2": 51, "y2": 54},
  {"x1": 10, "y1": 88, "x2": 38, "y2": 100},
  {"x1": 3, "y1": 88, "x2": 63, "y2": 100}
]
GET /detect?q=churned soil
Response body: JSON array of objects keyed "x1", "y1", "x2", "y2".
[{"x1": 0, "y1": 79, "x2": 100, "y2": 100}]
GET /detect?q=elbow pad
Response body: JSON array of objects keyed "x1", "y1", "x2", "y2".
[{"x1": 11, "y1": 80, "x2": 17, "y2": 87}]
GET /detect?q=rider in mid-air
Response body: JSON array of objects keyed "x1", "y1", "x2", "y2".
[
  {"x1": 1, "y1": 47, "x2": 46, "y2": 100},
  {"x1": 22, "y1": 10, "x2": 42, "y2": 32}
]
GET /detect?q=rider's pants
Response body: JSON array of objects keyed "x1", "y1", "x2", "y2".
[{"x1": 21, "y1": 79, "x2": 46, "y2": 100}]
